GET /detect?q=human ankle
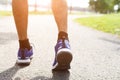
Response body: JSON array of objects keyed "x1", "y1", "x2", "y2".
[
  {"x1": 58, "y1": 31, "x2": 69, "y2": 40},
  {"x1": 19, "y1": 39, "x2": 31, "y2": 50}
]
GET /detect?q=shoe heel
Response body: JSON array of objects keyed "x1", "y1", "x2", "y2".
[{"x1": 56, "y1": 51, "x2": 72, "y2": 70}]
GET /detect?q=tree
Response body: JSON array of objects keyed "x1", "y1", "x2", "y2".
[
  {"x1": 114, "y1": 0, "x2": 120, "y2": 11},
  {"x1": 114, "y1": 0, "x2": 120, "y2": 4},
  {"x1": 89, "y1": 0, "x2": 115, "y2": 13}
]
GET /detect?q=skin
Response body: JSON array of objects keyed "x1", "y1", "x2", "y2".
[{"x1": 12, "y1": 0, "x2": 68, "y2": 40}]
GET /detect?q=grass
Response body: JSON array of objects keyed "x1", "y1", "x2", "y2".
[
  {"x1": 75, "y1": 13, "x2": 120, "y2": 35},
  {"x1": 0, "y1": 11, "x2": 52, "y2": 17},
  {"x1": 0, "y1": 11, "x2": 12, "y2": 16},
  {"x1": 0, "y1": 10, "x2": 92, "y2": 16}
]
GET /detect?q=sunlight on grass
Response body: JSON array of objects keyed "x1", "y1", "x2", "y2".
[
  {"x1": 75, "y1": 13, "x2": 120, "y2": 35},
  {"x1": 0, "y1": 11, "x2": 53, "y2": 16},
  {"x1": 0, "y1": 11, "x2": 12, "y2": 16}
]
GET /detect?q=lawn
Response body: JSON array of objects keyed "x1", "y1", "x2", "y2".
[
  {"x1": 0, "y1": 11, "x2": 12, "y2": 16},
  {"x1": 0, "y1": 11, "x2": 92, "y2": 16},
  {"x1": 75, "y1": 13, "x2": 120, "y2": 35},
  {"x1": 0, "y1": 11, "x2": 52, "y2": 17}
]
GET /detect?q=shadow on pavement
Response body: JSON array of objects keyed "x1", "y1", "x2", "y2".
[
  {"x1": 0, "y1": 63, "x2": 28, "y2": 80},
  {"x1": 30, "y1": 76, "x2": 51, "y2": 80},
  {"x1": 99, "y1": 37, "x2": 120, "y2": 51},
  {"x1": 0, "y1": 32, "x2": 17, "y2": 45},
  {"x1": 30, "y1": 70, "x2": 70, "y2": 80},
  {"x1": 100, "y1": 37, "x2": 120, "y2": 45},
  {"x1": 51, "y1": 70, "x2": 70, "y2": 80}
]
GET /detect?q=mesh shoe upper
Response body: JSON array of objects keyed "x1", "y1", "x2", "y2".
[
  {"x1": 53, "y1": 39, "x2": 71, "y2": 66},
  {"x1": 55, "y1": 39, "x2": 71, "y2": 53},
  {"x1": 18, "y1": 47, "x2": 33, "y2": 60}
]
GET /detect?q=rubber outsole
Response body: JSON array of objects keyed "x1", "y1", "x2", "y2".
[
  {"x1": 52, "y1": 51, "x2": 73, "y2": 71},
  {"x1": 16, "y1": 57, "x2": 33, "y2": 66}
]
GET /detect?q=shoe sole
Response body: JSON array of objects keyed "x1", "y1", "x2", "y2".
[
  {"x1": 17, "y1": 56, "x2": 33, "y2": 65},
  {"x1": 52, "y1": 49, "x2": 73, "y2": 71}
]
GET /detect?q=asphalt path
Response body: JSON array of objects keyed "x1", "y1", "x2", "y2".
[{"x1": 0, "y1": 15, "x2": 120, "y2": 80}]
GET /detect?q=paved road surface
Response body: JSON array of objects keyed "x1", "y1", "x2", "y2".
[{"x1": 0, "y1": 15, "x2": 120, "y2": 80}]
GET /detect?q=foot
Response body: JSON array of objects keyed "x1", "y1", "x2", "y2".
[
  {"x1": 52, "y1": 39, "x2": 73, "y2": 71},
  {"x1": 16, "y1": 47, "x2": 33, "y2": 65}
]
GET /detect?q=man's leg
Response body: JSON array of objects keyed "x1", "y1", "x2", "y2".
[
  {"x1": 12, "y1": 0, "x2": 33, "y2": 64},
  {"x1": 12, "y1": 0, "x2": 28, "y2": 40},
  {"x1": 52, "y1": 0, "x2": 67, "y2": 33},
  {"x1": 52, "y1": 0, "x2": 73, "y2": 71}
]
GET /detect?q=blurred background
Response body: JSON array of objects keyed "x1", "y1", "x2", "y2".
[
  {"x1": 0, "y1": 0, "x2": 119, "y2": 14},
  {"x1": 0, "y1": 0, "x2": 120, "y2": 35}
]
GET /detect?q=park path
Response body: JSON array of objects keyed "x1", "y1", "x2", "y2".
[{"x1": 0, "y1": 15, "x2": 120, "y2": 80}]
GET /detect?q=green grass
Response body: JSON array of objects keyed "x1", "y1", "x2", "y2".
[
  {"x1": 0, "y1": 11, "x2": 53, "y2": 16},
  {"x1": 0, "y1": 11, "x2": 12, "y2": 16},
  {"x1": 75, "y1": 13, "x2": 120, "y2": 35},
  {"x1": 0, "y1": 11, "x2": 93, "y2": 16}
]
